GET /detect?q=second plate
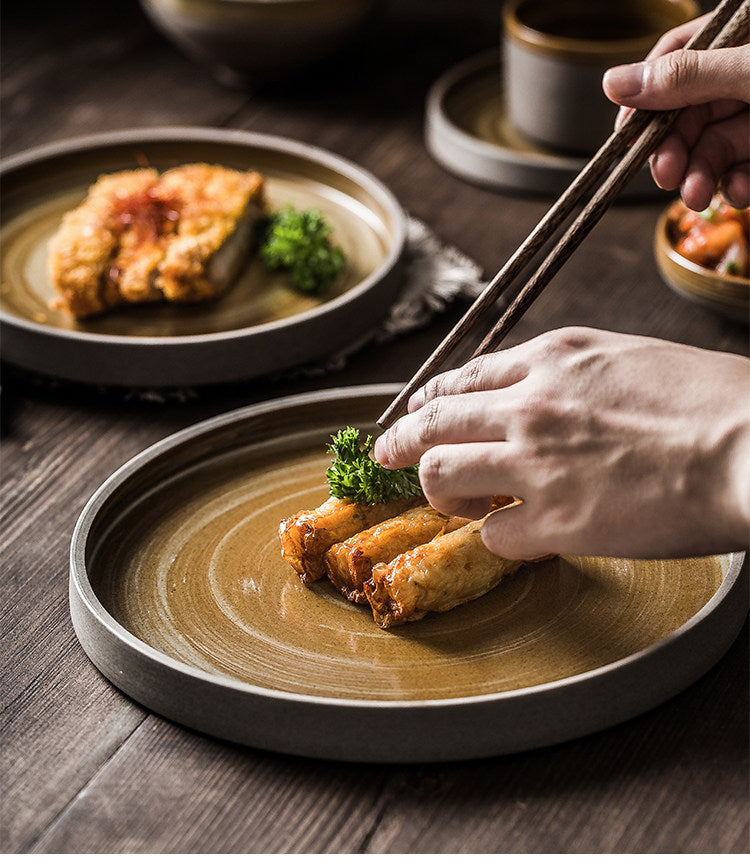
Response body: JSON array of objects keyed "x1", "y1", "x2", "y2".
[{"x1": 0, "y1": 128, "x2": 406, "y2": 387}]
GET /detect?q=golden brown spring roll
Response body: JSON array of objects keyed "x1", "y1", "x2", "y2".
[
  {"x1": 364, "y1": 518, "x2": 524, "y2": 628},
  {"x1": 324, "y1": 504, "x2": 471, "y2": 604},
  {"x1": 279, "y1": 496, "x2": 421, "y2": 584}
]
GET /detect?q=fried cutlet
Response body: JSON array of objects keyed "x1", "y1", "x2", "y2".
[{"x1": 48, "y1": 163, "x2": 266, "y2": 317}]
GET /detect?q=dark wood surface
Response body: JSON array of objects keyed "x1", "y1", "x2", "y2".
[{"x1": 2, "y1": 0, "x2": 747, "y2": 854}]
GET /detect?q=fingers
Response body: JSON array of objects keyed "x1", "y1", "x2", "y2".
[
  {"x1": 410, "y1": 444, "x2": 555, "y2": 560},
  {"x1": 406, "y1": 349, "x2": 530, "y2": 414},
  {"x1": 650, "y1": 107, "x2": 750, "y2": 209},
  {"x1": 644, "y1": 15, "x2": 707, "y2": 62},
  {"x1": 722, "y1": 162, "x2": 750, "y2": 209},
  {"x1": 415, "y1": 445, "x2": 556, "y2": 561},
  {"x1": 378, "y1": 327, "x2": 609, "y2": 470},
  {"x1": 375, "y1": 390, "x2": 512, "y2": 469},
  {"x1": 603, "y1": 35, "x2": 750, "y2": 207},
  {"x1": 648, "y1": 99, "x2": 739, "y2": 186},
  {"x1": 603, "y1": 45, "x2": 750, "y2": 109},
  {"x1": 682, "y1": 112, "x2": 750, "y2": 211},
  {"x1": 418, "y1": 441, "x2": 522, "y2": 520},
  {"x1": 611, "y1": 14, "x2": 707, "y2": 125},
  {"x1": 405, "y1": 327, "x2": 593, "y2": 414}
]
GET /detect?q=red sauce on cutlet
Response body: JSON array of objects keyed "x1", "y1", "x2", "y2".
[{"x1": 112, "y1": 188, "x2": 181, "y2": 241}]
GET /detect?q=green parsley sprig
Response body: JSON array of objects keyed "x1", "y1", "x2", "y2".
[
  {"x1": 326, "y1": 427, "x2": 422, "y2": 504},
  {"x1": 259, "y1": 206, "x2": 346, "y2": 294}
]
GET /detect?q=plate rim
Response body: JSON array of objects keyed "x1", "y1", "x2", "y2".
[
  {"x1": 69, "y1": 382, "x2": 748, "y2": 712},
  {"x1": 0, "y1": 126, "x2": 407, "y2": 347}
]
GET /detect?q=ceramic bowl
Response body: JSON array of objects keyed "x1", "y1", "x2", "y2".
[
  {"x1": 654, "y1": 200, "x2": 749, "y2": 322},
  {"x1": 140, "y1": 0, "x2": 377, "y2": 86},
  {"x1": 502, "y1": 0, "x2": 699, "y2": 155}
]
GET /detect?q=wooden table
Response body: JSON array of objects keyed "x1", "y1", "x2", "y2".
[{"x1": 2, "y1": 0, "x2": 747, "y2": 854}]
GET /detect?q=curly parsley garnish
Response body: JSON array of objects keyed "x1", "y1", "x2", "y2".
[
  {"x1": 259, "y1": 206, "x2": 346, "y2": 294},
  {"x1": 325, "y1": 427, "x2": 422, "y2": 504}
]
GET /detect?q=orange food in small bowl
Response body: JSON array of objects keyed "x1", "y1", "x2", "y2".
[{"x1": 654, "y1": 195, "x2": 749, "y2": 321}]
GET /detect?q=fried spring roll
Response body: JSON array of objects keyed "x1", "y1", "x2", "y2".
[
  {"x1": 324, "y1": 504, "x2": 471, "y2": 604},
  {"x1": 364, "y1": 518, "x2": 524, "y2": 628},
  {"x1": 279, "y1": 496, "x2": 421, "y2": 584}
]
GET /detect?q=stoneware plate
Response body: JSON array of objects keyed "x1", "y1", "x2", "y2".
[
  {"x1": 69, "y1": 385, "x2": 747, "y2": 762},
  {"x1": 425, "y1": 51, "x2": 662, "y2": 199},
  {"x1": 0, "y1": 128, "x2": 406, "y2": 386}
]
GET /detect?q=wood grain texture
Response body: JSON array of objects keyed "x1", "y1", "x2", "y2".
[
  {"x1": 1, "y1": 0, "x2": 746, "y2": 855},
  {"x1": 21, "y1": 630, "x2": 750, "y2": 853}
]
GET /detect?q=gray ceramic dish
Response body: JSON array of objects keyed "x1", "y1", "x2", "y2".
[
  {"x1": 0, "y1": 128, "x2": 406, "y2": 387},
  {"x1": 425, "y1": 51, "x2": 663, "y2": 199},
  {"x1": 69, "y1": 384, "x2": 748, "y2": 763}
]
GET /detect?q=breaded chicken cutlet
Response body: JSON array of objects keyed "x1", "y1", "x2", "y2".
[{"x1": 48, "y1": 163, "x2": 266, "y2": 318}]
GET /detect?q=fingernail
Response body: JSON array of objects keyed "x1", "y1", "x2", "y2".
[
  {"x1": 649, "y1": 152, "x2": 669, "y2": 190},
  {"x1": 603, "y1": 62, "x2": 644, "y2": 99},
  {"x1": 373, "y1": 435, "x2": 390, "y2": 466},
  {"x1": 407, "y1": 387, "x2": 426, "y2": 412}
]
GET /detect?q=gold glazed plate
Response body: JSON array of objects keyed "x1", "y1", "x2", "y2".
[
  {"x1": 70, "y1": 385, "x2": 747, "y2": 762},
  {"x1": 425, "y1": 51, "x2": 662, "y2": 198},
  {"x1": 0, "y1": 128, "x2": 405, "y2": 386}
]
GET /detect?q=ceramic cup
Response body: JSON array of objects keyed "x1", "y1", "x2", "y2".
[{"x1": 502, "y1": 0, "x2": 699, "y2": 155}]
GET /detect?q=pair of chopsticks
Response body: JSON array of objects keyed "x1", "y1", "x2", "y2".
[{"x1": 378, "y1": 0, "x2": 749, "y2": 430}]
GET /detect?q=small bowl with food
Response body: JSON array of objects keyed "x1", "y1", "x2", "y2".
[{"x1": 654, "y1": 195, "x2": 749, "y2": 322}]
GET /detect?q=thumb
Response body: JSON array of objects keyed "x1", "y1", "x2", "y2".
[{"x1": 603, "y1": 46, "x2": 750, "y2": 109}]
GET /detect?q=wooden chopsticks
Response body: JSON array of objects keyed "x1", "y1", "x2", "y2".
[{"x1": 378, "y1": 0, "x2": 749, "y2": 429}]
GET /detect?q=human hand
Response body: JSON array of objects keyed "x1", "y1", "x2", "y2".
[
  {"x1": 602, "y1": 13, "x2": 750, "y2": 211},
  {"x1": 374, "y1": 327, "x2": 750, "y2": 560}
]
